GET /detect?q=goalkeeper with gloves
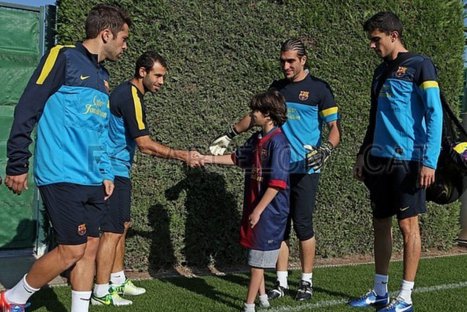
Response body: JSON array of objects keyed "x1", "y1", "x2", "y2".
[{"x1": 209, "y1": 38, "x2": 340, "y2": 302}]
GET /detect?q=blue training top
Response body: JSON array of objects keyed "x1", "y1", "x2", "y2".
[
  {"x1": 270, "y1": 73, "x2": 339, "y2": 174},
  {"x1": 359, "y1": 52, "x2": 443, "y2": 169},
  {"x1": 107, "y1": 81, "x2": 150, "y2": 178},
  {"x1": 6, "y1": 43, "x2": 113, "y2": 186}
]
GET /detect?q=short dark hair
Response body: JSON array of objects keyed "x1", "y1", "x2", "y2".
[
  {"x1": 134, "y1": 51, "x2": 168, "y2": 78},
  {"x1": 249, "y1": 90, "x2": 287, "y2": 126},
  {"x1": 85, "y1": 4, "x2": 132, "y2": 39},
  {"x1": 363, "y1": 11, "x2": 403, "y2": 37}
]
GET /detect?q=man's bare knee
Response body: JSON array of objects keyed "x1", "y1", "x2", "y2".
[
  {"x1": 101, "y1": 231, "x2": 123, "y2": 242},
  {"x1": 57, "y1": 244, "x2": 87, "y2": 269}
]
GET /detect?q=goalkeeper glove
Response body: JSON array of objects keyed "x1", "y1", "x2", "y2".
[
  {"x1": 209, "y1": 125, "x2": 239, "y2": 155},
  {"x1": 304, "y1": 142, "x2": 333, "y2": 171}
]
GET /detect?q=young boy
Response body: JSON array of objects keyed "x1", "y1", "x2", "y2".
[{"x1": 203, "y1": 90, "x2": 290, "y2": 312}]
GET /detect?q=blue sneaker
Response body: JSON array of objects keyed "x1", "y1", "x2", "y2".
[
  {"x1": 377, "y1": 298, "x2": 413, "y2": 312},
  {"x1": 348, "y1": 290, "x2": 389, "y2": 308}
]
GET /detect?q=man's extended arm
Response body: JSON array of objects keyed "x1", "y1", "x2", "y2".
[{"x1": 135, "y1": 135, "x2": 201, "y2": 167}]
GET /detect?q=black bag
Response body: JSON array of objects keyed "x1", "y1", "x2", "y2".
[{"x1": 426, "y1": 92, "x2": 467, "y2": 204}]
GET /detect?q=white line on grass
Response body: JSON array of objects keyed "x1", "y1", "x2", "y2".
[{"x1": 266, "y1": 281, "x2": 467, "y2": 312}]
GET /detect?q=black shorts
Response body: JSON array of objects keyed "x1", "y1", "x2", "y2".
[
  {"x1": 284, "y1": 173, "x2": 320, "y2": 241},
  {"x1": 39, "y1": 183, "x2": 107, "y2": 245},
  {"x1": 100, "y1": 176, "x2": 131, "y2": 234},
  {"x1": 363, "y1": 155, "x2": 426, "y2": 219}
]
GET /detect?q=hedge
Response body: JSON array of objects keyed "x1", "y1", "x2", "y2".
[{"x1": 55, "y1": 0, "x2": 464, "y2": 272}]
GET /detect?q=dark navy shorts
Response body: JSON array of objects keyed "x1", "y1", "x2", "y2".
[
  {"x1": 284, "y1": 173, "x2": 320, "y2": 241},
  {"x1": 363, "y1": 155, "x2": 426, "y2": 219},
  {"x1": 100, "y1": 176, "x2": 131, "y2": 234},
  {"x1": 39, "y1": 183, "x2": 107, "y2": 245}
]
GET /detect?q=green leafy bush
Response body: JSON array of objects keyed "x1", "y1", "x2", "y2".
[{"x1": 56, "y1": 0, "x2": 464, "y2": 271}]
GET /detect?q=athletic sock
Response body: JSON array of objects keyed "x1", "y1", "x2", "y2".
[
  {"x1": 5, "y1": 274, "x2": 39, "y2": 304},
  {"x1": 301, "y1": 273, "x2": 313, "y2": 286},
  {"x1": 398, "y1": 280, "x2": 414, "y2": 304},
  {"x1": 110, "y1": 270, "x2": 126, "y2": 285},
  {"x1": 243, "y1": 302, "x2": 255, "y2": 312},
  {"x1": 374, "y1": 274, "x2": 389, "y2": 297},
  {"x1": 276, "y1": 271, "x2": 288, "y2": 288},
  {"x1": 71, "y1": 290, "x2": 91, "y2": 312},
  {"x1": 93, "y1": 283, "x2": 110, "y2": 297}
]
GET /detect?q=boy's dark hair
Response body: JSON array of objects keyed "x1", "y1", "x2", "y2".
[
  {"x1": 363, "y1": 11, "x2": 403, "y2": 38},
  {"x1": 134, "y1": 51, "x2": 167, "y2": 78},
  {"x1": 249, "y1": 90, "x2": 287, "y2": 126},
  {"x1": 85, "y1": 4, "x2": 132, "y2": 39}
]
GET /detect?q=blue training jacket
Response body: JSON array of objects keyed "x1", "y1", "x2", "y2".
[
  {"x1": 359, "y1": 52, "x2": 443, "y2": 169},
  {"x1": 6, "y1": 43, "x2": 113, "y2": 186}
]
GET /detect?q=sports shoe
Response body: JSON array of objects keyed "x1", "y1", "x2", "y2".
[
  {"x1": 348, "y1": 290, "x2": 389, "y2": 308},
  {"x1": 0, "y1": 291, "x2": 30, "y2": 312},
  {"x1": 377, "y1": 297, "x2": 413, "y2": 312},
  {"x1": 267, "y1": 281, "x2": 286, "y2": 300},
  {"x1": 113, "y1": 278, "x2": 146, "y2": 296},
  {"x1": 91, "y1": 290, "x2": 132, "y2": 306},
  {"x1": 295, "y1": 280, "x2": 313, "y2": 301}
]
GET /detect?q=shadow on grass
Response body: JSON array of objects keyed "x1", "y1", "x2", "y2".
[{"x1": 29, "y1": 286, "x2": 67, "y2": 312}]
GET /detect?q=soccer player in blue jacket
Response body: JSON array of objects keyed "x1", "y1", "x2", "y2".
[
  {"x1": 350, "y1": 12, "x2": 443, "y2": 312},
  {"x1": 2, "y1": 5, "x2": 131, "y2": 312},
  {"x1": 203, "y1": 90, "x2": 290, "y2": 312}
]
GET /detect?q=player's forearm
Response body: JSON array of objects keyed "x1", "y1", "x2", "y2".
[
  {"x1": 137, "y1": 138, "x2": 187, "y2": 161},
  {"x1": 326, "y1": 121, "x2": 340, "y2": 148},
  {"x1": 203, "y1": 154, "x2": 235, "y2": 165},
  {"x1": 253, "y1": 187, "x2": 279, "y2": 215},
  {"x1": 233, "y1": 114, "x2": 254, "y2": 134}
]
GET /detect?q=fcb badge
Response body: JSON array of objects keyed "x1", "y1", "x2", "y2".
[
  {"x1": 261, "y1": 148, "x2": 268, "y2": 161},
  {"x1": 395, "y1": 66, "x2": 407, "y2": 78},
  {"x1": 77, "y1": 224, "x2": 87, "y2": 236},
  {"x1": 299, "y1": 91, "x2": 309, "y2": 101}
]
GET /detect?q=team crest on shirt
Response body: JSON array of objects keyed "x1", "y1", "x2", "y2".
[
  {"x1": 77, "y1": 224, "x2": 87, "y2": 236},
  {"x1": 261, "y1": 148, "x2": 268, "y2": 161},
  {"x1": 251, "y1": 165, "x2": 263, "y2": 182},
  {"x1": 395, "y1": 66, "x2": 407, "y2": 78},
  {"x1": 298, "y1": 91, "x2": 309, "y2": 101}
]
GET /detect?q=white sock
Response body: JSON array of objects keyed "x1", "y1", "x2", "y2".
[
  {"x1": 5, "y1": 274, "x2": 39, "y2": 304},
  {"x1": 71, "y1": 290, "x2": 91, "y2": 312},
  {"x1": 93, "y1": 283, "x2": 110, "y2": 297},
  {"x1": 301, "y1": 273, "x2": 313, "y2": 286},
  {"x1": 276, "y1": 271, "x2": 288, "y2": 288},
  {"x1": 243, "y1": 302, "x2": 255, "y2": 312},
  {"x1": 110, "y1": 271, "x2": 126, "y2": 285},
  {"x1": 259, "y1": 293, "x2": 269, "y2": 304},
  {"x1": 398, "y1": 280, "x2": 414, "y2": 304},
  {"x1": 374, "y1": 274, "x2": 389, "y2": 296}
]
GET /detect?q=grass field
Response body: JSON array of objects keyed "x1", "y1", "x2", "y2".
[{"x1": 29, "y1": 254, "x2": 467, "y2": 311}]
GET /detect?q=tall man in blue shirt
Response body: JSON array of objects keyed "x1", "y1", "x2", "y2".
[
  {"x1": 210, "y1": 38, "x2": 340, "y2": 302},
  {"x1": 350, "y1": 12, "x2": 442, "y2": 312},
  {"x1": 2, "y1": 4, "x2": 131, "y2": 312}
]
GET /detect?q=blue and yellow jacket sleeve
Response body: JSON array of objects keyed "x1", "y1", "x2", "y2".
[
  {"x1": 6, "y1": 46, "x2": 66, "y2": 175},
  {"x1": 418, "y1": 59, "x2": 442, "y2": 169}
]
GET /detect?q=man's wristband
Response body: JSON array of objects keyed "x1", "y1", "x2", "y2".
[{"x1": 226, "y1": 124, "x2": 239, "y2": 139}]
